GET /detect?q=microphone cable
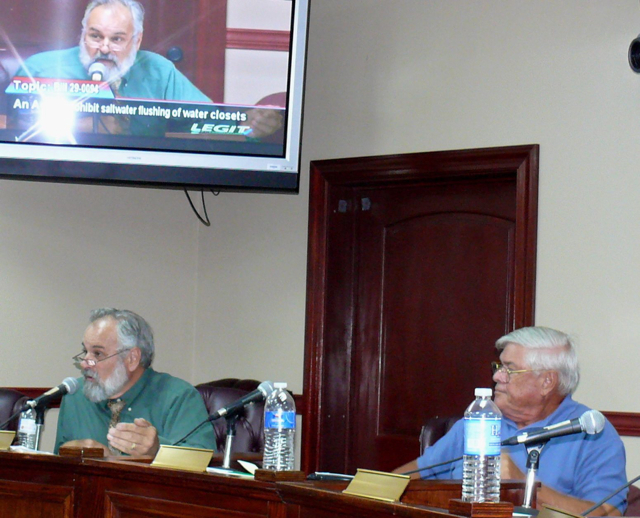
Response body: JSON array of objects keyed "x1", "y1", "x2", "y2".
[
  {"x1": 401, "y1": 456, "x2": 463, "y2": 476},
  {"x1": 172, "y1": 417, "x2": 211, "y2": 446},
  {"x1": 581, "y1": 474, "x2": 640, "y2": 516},
  {"x1": 0, "y1": 408, "x2": 23, "y2": 431},
  {"x1": 306, "y1": 456, "x2": 464, "y2": 481}
]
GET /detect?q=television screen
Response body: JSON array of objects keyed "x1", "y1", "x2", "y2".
[{"x1": 0, "y1": 0, "x2": 308, "y2": 193}]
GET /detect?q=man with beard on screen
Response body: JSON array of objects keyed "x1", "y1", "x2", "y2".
[
  {"x1": 54, "y1": 308, "x2": 215, "y2": 457},
  {"x1": 13, "y1": 0, "x2": 281, "y2": 137}
]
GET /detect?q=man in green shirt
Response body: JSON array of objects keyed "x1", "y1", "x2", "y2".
[
  {"x1": 12, "y1": 0, "x2": 282, "y2": 138},
  {"x1": 55, "y1": 308, "x2": 215, "y2": 456}
]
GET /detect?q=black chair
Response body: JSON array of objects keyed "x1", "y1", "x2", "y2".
[
  {"x1": 625, "y1": 485, "x2": 640, "y2": 516},
  {"x1": 0, "y1": 388, "x2": 29, "y2": 432},
  {"x1": 195, "y1": 379, "x2": 264, "y2": 455},
  {"x1": 419, "y1": 415, "x2": 461, "y2": 454}
]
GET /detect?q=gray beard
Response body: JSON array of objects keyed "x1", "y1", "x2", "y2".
[
  {"x1": 78, "y1": 40, "x2": 138, "y2": 85},
  {"x1": 83, "y1": 358, "x2": 130, "y2": 403}
]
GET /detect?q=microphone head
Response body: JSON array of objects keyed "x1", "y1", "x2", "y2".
[
  {"x1": 62, "y1": 377, "x2": 80, "y2": 395},
  {"x1": 579, "y1": 410, "x2": 605, "y2": 435},
  {"x1": 88, "y1": 61, "x2": 107, "y2": 81},
  {"x1": 257, "y1": 380, "x2": 275, "y2": 399}
]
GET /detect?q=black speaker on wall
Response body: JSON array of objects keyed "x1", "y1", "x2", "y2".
[{"x1": 629, "y1": 34, "x2": 640, "y2": 72}]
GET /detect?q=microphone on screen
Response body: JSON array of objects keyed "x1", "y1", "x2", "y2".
[
  {"x1": 88, "y1": 62, "x2": 108, "y2": 81},
  {"x1": 23, "y1": 377, "x2": 79, "y2": 410},
  {"x1": 501, "y1": 410, "x2": 605, "y2": 446}
]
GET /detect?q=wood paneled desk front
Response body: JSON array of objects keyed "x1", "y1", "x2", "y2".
[{"x1": 0, "y1": 451, "x2": 528, "y2": 518}]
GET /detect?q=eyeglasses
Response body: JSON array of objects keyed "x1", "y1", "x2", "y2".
[
  {"x1": 491, "y1": 361, "x2": 535, "y2": 382},
  {"x1": 85, "y1": 33, "x2": 132, "y2": 52},
  {"x1": 73, "y1": 348, "x2": 128, "y2": 367}
]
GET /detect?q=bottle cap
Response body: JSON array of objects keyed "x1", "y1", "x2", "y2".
[
  {"x1": 274, "y1": 382, "x2": 288, "y2": 389},
  {"x1": 475, "y1": 387, "x2": 492, "y2": 397}
]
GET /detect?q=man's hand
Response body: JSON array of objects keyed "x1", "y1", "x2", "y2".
[
  {"x1": 500, "y1": 451, "x2": 526, "y2": 480},
  {"x1": 246, "y1": 108, "x2": 283, "y2": 139},
  {"x1": 107, "y1": 418, "x2": 160, "y2": 457}
]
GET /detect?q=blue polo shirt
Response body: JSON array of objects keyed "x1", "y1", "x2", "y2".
[{"x1": 415, "y1": 396, "x2": 628, "y2": 513}]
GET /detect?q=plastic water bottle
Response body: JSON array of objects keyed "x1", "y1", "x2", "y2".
[
  {"x1": 262, "y1": 382, "x2": 296, "y2": 470},
  {"x1": 462, "y1": 387, "x2": 502, "y2": 502},
  {"x1": 17, "y1": 407, "x2": 38, "y2": 449}
]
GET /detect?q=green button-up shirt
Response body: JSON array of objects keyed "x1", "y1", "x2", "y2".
[
  {"x1": 14, "y1": 47, "x2": 211, "y2": 136},
  {"x1": 54, "y1": 368, "x2": 216, "y2": 453}
]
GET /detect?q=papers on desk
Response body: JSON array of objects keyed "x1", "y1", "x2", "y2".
[
  {"x1": 207, "y1": 466, "x2": 254, "y2": 478},
  {"x1": 206, "y1": 459, "x2": 258, "y2": 478},
  {"x1": 237, "y1": 459, "x2": 258, "y2": 475}
]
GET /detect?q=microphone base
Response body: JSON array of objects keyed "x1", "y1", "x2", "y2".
[{"x1": 514, "y1": 506, "x2": 540, "y2": 517}]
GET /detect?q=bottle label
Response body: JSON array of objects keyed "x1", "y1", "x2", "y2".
[
  {"x1": 265, "y1": 411, "x2": 296, "y2": 430},
  {"x1": 464, "y1": 417, "x2": 501, "y2": 456},
  {"x1": 19, "y1": 417, "x2": 36, "y2": 434}
]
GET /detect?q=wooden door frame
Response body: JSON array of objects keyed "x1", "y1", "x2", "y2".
[{"x1": 301, "y1": 144, "x2": 539, "y2": 473}]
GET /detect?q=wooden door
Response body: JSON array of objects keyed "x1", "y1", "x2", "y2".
[{"x1": 302, "y1": 145, "x2": 538, "y2": 474}]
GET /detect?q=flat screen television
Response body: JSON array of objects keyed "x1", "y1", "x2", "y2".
[{"x1": 0, "y1": 0, "x2": 308, "y2": 193}]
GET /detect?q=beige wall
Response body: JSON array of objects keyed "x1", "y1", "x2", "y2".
[{"x1": 2, "y1": 0, "x2": 640, "y2": 473}]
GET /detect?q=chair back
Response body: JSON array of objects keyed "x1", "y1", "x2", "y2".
[
  {"x1": 419, "y1": 416, "x2": 461, "y2": 454},
  {"x1": 0, "y1": 388, "x2": 29, "y2": 432},
  {"x1": 625, "y1": 484, "x2": 640, "y2": 516},
  {"x1": 195, "y1": 379, "x2": 264, "y2": 454}
]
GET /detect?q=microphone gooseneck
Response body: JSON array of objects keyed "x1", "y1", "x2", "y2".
[
  {"x1": 172, "y1": 381, "x2": 274, "y2": 446},
  {"x1": 24, "y1": 377, "x2": 79, "y2": 410},
  {"x1": 208, "y1": 380, "x2": 275, "y2": 422}
]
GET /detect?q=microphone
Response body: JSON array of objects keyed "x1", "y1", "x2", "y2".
[
  {"x1": 88, "y1": 62, "x2": 107, "y2": 81},
  {"x1": 208, "y1": 381, "x2": 275, "y2": 421},
  {"x1": 501, "y1": 410, "x2": 605, "y2": 446},
  {"x1": 24, "y1": 377, "x2": 79, "y2": 410}
]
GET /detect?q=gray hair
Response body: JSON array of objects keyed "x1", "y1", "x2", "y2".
[
  {"x1": 90, "y1": 308, "x2": 154, "y2": 368},
  {"x1": 82, "y1": 0, "x2": 145, "y2": 38},
  {"x1": 495, "y1": 326, "x2": 580, "y2": 395}
]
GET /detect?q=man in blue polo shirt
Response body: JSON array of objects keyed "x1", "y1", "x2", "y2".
[{"x1": 394, "y1": 327, "x2": 627, "y2": 516}]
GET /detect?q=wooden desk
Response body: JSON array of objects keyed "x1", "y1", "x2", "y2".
[
  {"x1": 277, "y1": 480, "x2": 529, "y2": 518},
  {"x1": 0, "y1": 451, "x2": 284, "y2": 518},
  {"x1": 0, "y1": 451, "x2": 527, "y2": 518}
]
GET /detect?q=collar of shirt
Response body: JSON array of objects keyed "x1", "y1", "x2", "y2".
[{"x1": 97, "y1": 367, "x2": 154, "y2": 411}]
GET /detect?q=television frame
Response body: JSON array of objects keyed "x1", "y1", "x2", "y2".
[{"x1": 0, "y1": 0, "x2": 309, "y2": 194}]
